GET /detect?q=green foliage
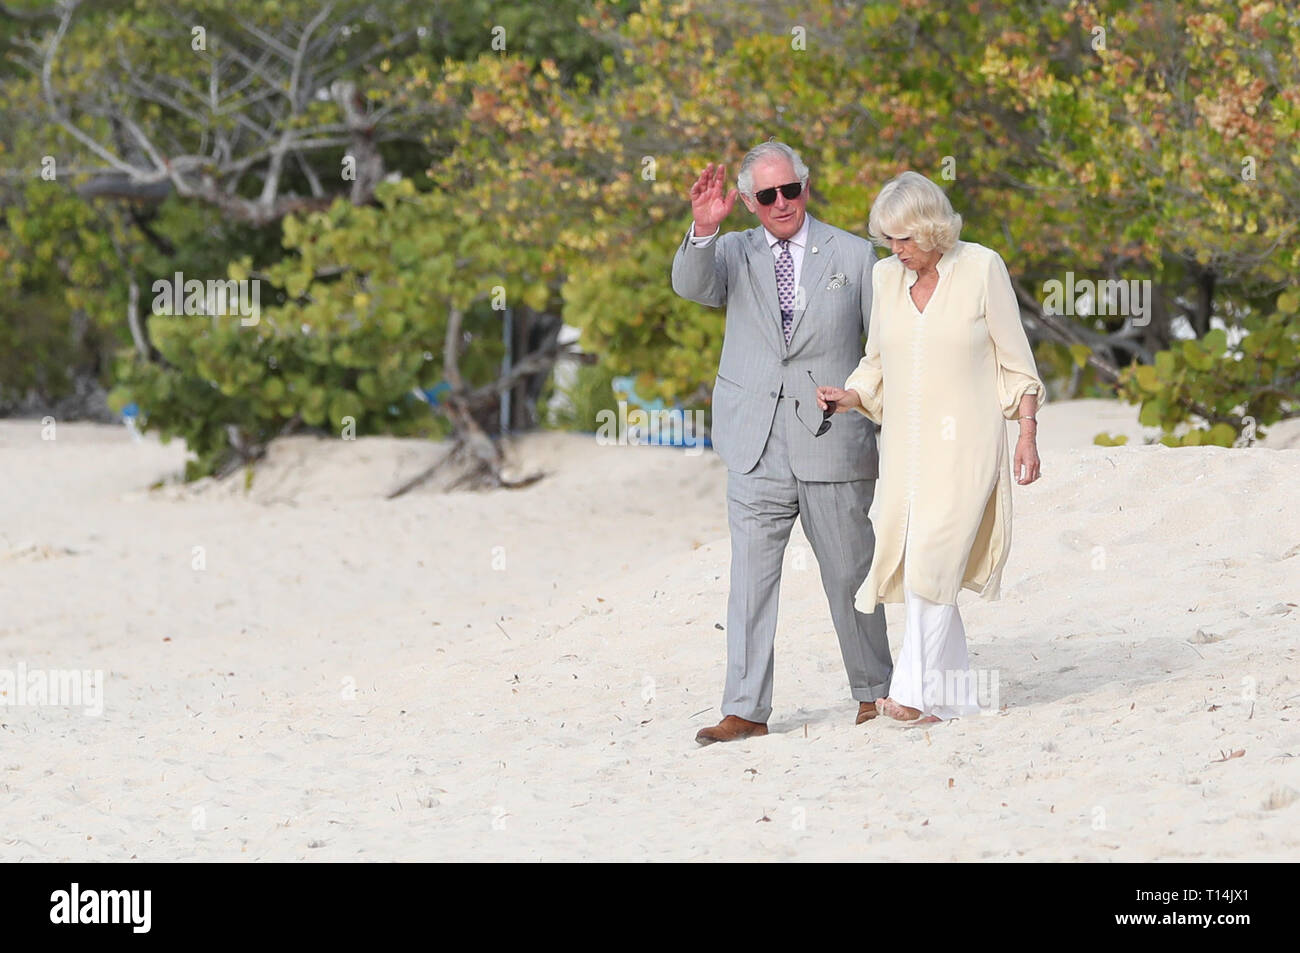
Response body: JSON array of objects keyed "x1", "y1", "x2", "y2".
[
  {"x1": 415, "y1": 0, "x2": 639, "y2": 85},
  {"x1": 110, "y1": 295, "x2": 452, "y2": 480},
  {"x1": 0, "y1": 290, "x2": 82, "y2": 406},
  {"x1": 0, "y1": 181, "x2": 128, "y2": 407},
  {"x1": 2, "y1": 0, "x2": 620, "y2": 438},
  {"x1": 561, "y1": 220, "x2": 721, "y2": 407},
  {"x1": 112, "y1": 178, "x2": 553, "y2": 476},
  {"x1": 1092, "y1": 433, "x2": 1129, "y2": 446},
  {"x1": 433, "y1": 0, "x2": 1297, "y2": 447},
  {"x1": 7, "y1": 0, "x2": 1298, "y2": 465},
  {"x1": 1118, "y1": 310, "x2": 1298, "y2": 446}
]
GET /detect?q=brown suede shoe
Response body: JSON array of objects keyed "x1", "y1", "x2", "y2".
[
  {"x1": 855, "y1": 701, "x2": 878, "y2": 725},
  {"x1": 695, "y1": 715, "x2": 768, "y2": 745}
]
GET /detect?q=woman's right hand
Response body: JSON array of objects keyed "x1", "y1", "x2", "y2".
[{"x1": 816, "y1": 385, "x2": 860, "y2": 413}]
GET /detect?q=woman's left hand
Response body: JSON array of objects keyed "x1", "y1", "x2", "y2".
[{"x1": 1015, "y1": 433, "x2": 1041, "y2": 485}]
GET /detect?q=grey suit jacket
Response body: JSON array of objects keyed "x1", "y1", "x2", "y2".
[{"x1": 671, "y1": 214, "x2": 880, "y2": 481}]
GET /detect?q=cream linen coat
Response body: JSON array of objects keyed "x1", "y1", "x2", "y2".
[{"x1": 844, "y1": 240, "x2": 1045, "y2": 611}]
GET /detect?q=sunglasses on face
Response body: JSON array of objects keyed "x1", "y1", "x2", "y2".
[
  {"x1": 754, "y1": 182, "x2": 803, "y2": 206},
  {"x1": 793, "y1": 369, "x2": 834, "y2": 437}
]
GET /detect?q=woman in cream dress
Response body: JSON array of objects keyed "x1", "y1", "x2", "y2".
[{"x1": 816, "y1": 171, "x2": 1044, "y2": 723}]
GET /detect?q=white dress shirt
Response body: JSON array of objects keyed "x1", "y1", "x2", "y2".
[{"x1": 687, "y1": 216, "x2": 810, "y2": 294}]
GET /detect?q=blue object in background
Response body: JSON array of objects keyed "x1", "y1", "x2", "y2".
[
  {"x1": 607, "y1": 375, "x2": 712, "y2": 449},
  {"x1": 409, "y1": 375, "x2": 712, "y2": 449},
  {"x1": 412, "y1": 381, "x2": 451, "y2": 406},
  {"x1": 120, "y1": 401, "x2": 144, "y2": 442}
]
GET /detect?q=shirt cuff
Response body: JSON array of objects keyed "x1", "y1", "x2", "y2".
[{"x1": 687, "y1": 224, "x2": 718, "y2": 247}]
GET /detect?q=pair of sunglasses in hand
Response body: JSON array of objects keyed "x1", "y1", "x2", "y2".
[{"x1": 794, "y1": 369, "x2": 834, "y2": 437}]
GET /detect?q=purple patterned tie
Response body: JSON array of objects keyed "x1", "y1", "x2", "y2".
[{"x1": 774, "y1": 240, "x2": 795, "y2": 344}]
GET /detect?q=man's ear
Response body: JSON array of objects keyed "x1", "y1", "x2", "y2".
[{"x1": 740, "y1": 194, "x2": 757, "y2": 214}]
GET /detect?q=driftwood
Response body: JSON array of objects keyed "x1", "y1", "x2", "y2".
[{"x1": 386, "y1": 306, "x2": 546, "y2": 498}]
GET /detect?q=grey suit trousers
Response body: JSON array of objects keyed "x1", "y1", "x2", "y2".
[{"x1": 723, "y1": 390, "x2": 893, "y2": 723}]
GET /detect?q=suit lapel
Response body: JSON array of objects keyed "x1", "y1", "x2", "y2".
[
  {"x1": 786, "y1": 217, "x2": 834, "y2": 348},
  {"x1": 744, "y1": 226, "x2": 786, "y2": 355}
]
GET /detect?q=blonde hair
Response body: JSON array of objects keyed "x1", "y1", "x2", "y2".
[{"x1": 867, "y1": 171, "x2": 962, "y2": 253}]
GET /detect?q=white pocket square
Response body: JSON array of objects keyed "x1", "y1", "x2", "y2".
[{"x1": 827, "y1": 273, "x2": 849, "y2": 289}]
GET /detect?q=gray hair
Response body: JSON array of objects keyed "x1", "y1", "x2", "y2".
[
  {"x1": 736, "y1": 140, "x2": 809, "y2": 196},
  {"x1": 867, "y1": 170, "x2": 963, "y2": 253}
]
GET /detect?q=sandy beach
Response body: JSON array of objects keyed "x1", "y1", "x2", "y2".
[{"x1": 1, "y1": 401, "x2": 1297, "y2": 861}]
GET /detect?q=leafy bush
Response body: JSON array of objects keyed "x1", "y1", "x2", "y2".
[
  {"x1": 1116, "y1": 302, "x2": 1299, "y2": 447},
  {"x1": 110, "y1": 179, "x2": 548, "y2": 478}
]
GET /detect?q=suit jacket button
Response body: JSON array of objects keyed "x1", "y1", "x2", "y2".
[
  {"x1": 769, "y1": 391, "x2": 777, "y2": 398},
  {"x1": 781, "y1": 359, "x2": 789, "y2": 366}
]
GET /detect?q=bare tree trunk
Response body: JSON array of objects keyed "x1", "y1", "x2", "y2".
[
  {"x1": 1192, "y1": 264, "x2": 1216, "y2": 339},
  {"x1": 331, "y1": 80, "x2": 385, "y2": 206},
  {"x1": 388, "y1": 305, "x2": 543, "y2": 497},
  {"x1": 125, "y1": 277, "x2": 150, "y2": 360}
]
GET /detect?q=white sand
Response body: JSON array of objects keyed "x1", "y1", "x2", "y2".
[{"x1": 1, "y1": 399, "x2": 1296, "y2": 861}]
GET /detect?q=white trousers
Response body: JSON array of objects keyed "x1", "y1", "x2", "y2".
[{"x1": 888, "y1": 587, "x2": 982, "y2": 719}]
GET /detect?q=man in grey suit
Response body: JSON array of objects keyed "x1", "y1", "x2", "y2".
[{"x1": 671, "y1": 140, "x2": 892, "y2": 744}]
